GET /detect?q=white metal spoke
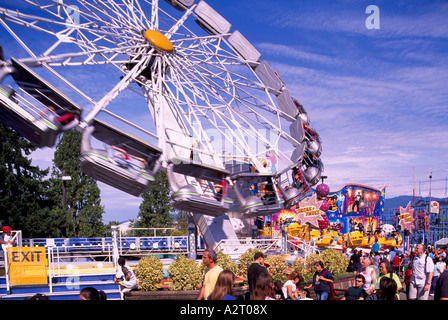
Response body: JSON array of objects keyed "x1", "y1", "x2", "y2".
[{"x1": 0, "y1": 0, "x2": 316, "y2": 176}]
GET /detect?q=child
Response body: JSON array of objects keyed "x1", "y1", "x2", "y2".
[
  {"x1": 114, "y1": 256, "x2": 138, "y2": 296},
  {"x1": 282, "y1": 272, "x2": 301, "y2": 300},
  {"x1": 208, "y1": 270, "x2": 236, "y2": 300},
  {"x1": 253, "y1": 273, "x2": 276, "y2": 300},
  {"x1": 1, "y1": 226, "x2": 14, "y2": 251},
  {"x1": 274, "y1": 280, "x2": 285, "y2": 300}
]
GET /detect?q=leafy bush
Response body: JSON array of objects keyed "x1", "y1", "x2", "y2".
[
  {"x1": 237, "y1": 248, "x2": 263, "y2": 278},
  {"x1": 170, "y1": 229, "x2": 187, "y2": 236},
  {"x1": 293, "y1": 249, "x2": 349, "y2": 278},
  {"x1": 134, "y1": 256, "x2": 164, "y2": 291},
  {"x1": 319, "y1": 248, "x2": 349, "y2": 275},
  {"x1": 304, "y1": 253, "x2": 320, "y2": 277},
  {"x1": 290, "y1": 257, "x2": 306, "y2": 278},
  {"x1": 217, "y1": 251, "x2": 238, "y2": 275},
  {"x1": 167, "y1": 256, "x2": 203, "y2": 291},
  {"x1": 199, "y1": 251, "x2": 239, "y2": 278},
  {"x1": 266, "y1": 254, "x2": 288, "y2": 282}
]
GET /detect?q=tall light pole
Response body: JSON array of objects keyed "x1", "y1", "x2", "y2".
[
  {"x1": 61, "y1": 171, "x2": 72, "y2": 210},
  {"x1": 424, "y1": 172, "x2": 433, "y2": 246},
  {"x1": 429, "y1": 172, "x2": 433, "y2": 202}
]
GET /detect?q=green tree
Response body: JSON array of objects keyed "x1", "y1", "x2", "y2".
[
  {"x1": 171, "y1": 210, "x2": 188, "y2": 236},
  {"x1": 134, "y1": 170, "x2": 174, "y2": 235},
  {"x1": 103, "y1": 221, "x2": 122, "y2": 237},
  {"x1": 0, "y1": 123, "x2": 53, "y2": 237},
  {"x1": 50, "y1": 129, "x2": 105, "y2": 237}
]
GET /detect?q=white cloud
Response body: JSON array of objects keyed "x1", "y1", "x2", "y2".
[
  {"x1": 257, "y1": 42, "x2": 336, "y2": 66},
  {"x1": 97, "y1": 183, "x2": 141, "y2": 222},
  {"x1": 264, "y1": 1, "x2": 448, "y2": 39},
  {"x1": 257, "y1": 19, "x2": 448, "y2": 198},
  {"x1": 30, "y1": 147, "x2": 55, "y2": 170}
]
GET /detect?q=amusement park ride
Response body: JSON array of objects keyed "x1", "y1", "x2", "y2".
[
  {"x1": 0, "y1": 0, "x2": 401, "y2": 255},
  {"x1": 257, "y1": 180, "x2": 403, "y2": 251}
]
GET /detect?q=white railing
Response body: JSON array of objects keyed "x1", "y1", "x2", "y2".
[
  {"x1": 2, "y1": 231, "x2": 191, "y2": 294},
  {"x1": 117, "y1": 228, "x2": 191, "y2": 256},
  {"x1": 21, "y1": 236, "x2": 191, "y2": 255},
  {"x1": 2, "y1": 230, "x2": 318, "y2": 294},
  {"x1": 214, "y1": 237, "x2": 282, "y2": 259},
  {"x1": 214, "y1": 236, "x2": 318, "y2": 260},
  {"x1": 46, "y1": 245, "x2": 116, "y2": 293},
  {"x1": 287, "y1": 234, "x2": 317, "y2": 260}
]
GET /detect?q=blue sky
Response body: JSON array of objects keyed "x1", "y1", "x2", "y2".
[{"x1": 1, "y1": 0, "x2": 447, "y2": 223}]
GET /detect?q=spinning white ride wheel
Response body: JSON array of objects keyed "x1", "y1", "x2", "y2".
[{"x1": 0, "y1": 0, "x2": 323, "y2": 214}]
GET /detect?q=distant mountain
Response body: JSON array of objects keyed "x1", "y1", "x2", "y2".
[
  {"x1": 384, "y1": 195, "x2": 445, "y2": 210},
  {"x1": 384, "y1": 196, "x2": 414, "y2": 210}
]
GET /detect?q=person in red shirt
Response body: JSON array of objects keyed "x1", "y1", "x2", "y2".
[
  {"x1": 404, "y1": 265, "x2": 413, "y2": 300},
  {"x1": 393, "y1": 254, "x2": 401, "y2": 276}
]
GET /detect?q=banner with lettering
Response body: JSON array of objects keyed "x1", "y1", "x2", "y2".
[
  {"x1": 295, "y1": 194, "x2": 325, "y2": 228},
  {"x1": 7, "y1": 247, "x2": 48, "y2": 286},
  {"x1": 398, "y1": 202, "x2": 415, "y2": 232}
]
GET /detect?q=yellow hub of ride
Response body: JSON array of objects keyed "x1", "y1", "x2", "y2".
[{"x1": 143, "y1": 29, "x2": 173, "y2": 52}]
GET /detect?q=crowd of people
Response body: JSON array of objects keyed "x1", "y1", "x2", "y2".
[
  {"x1": 20, "y1": 245, "x2": 448, "y2": 301},
  {"x1": 197, "y1": 249, "x2": 332, "y2": 301},
  {"x1": 196, "y1": 248, "x2": 401, "y2": 301},
  {"x1": 344, "y1": 244, "x2": 448, "y2": 300},
  {"x1": 196, "y1": 249, "x2": 324, "y2": 301},
  {"x1": 197, "y1": 244, "x2": 448, "y2": 301}
]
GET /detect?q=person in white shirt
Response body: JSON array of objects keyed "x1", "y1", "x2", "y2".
[
  {"x1": 1, "y1": 226, "x2": 14, "y2": 251},
  {"x1": 114, "y1": 256, "x2": 138, "y2": 298},
  {"x1": 431, "y1": 256, "x2": 446, "y2": 296},
  {"x1": 282, "y1": 272, "x2": 301, "y2": 300},
  {"x1": 409, "y1": 244, "x2": 434, "y2": 300}
]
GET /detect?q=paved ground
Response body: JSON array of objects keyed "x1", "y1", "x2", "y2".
[{"x1": 399, "y1": 283, "x2": 435, "y2": 300}]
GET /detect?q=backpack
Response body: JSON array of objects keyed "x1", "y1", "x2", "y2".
[{"x1": 412, "y1": 254, "x2": 429, "y2": 272}]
